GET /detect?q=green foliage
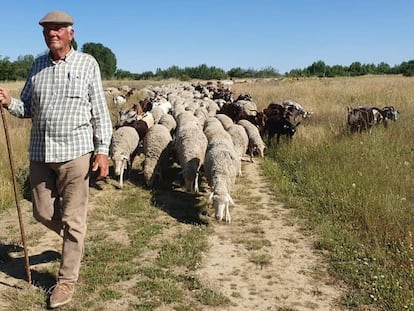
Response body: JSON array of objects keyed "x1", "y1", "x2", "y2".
[
  {"x1": 81, "y1": 42, "x2": 117, "y2": 79},
  {"x1": 0, "y1": 56, "x2": 17, "y2": 81}
]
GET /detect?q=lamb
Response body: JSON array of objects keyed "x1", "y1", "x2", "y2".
[
  {"x1": 237, "y1": 119, "x2": 266, "y2": 160},
  {"x1": 109, "y1": 126, "x2": 140, "y2": 189},
  {"x1": 142, "y1": 124, "x2": 173, "y2": 187},
  {"x1": 174, "y1": 114, "x2": 208, "y2": 193}
]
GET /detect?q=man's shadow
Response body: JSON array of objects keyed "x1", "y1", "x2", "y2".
[{"x1": 0, "y1": 244, "x2": 59, "y2": 290}]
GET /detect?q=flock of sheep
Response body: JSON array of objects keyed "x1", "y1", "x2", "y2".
[
  {"x1": 104, "y1": 81, "x2": 301, "y2": 223},
  {"x1": 104, "y1": 81, "x2": 399, "y2": 224}
]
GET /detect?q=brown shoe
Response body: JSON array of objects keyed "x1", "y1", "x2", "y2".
[{"x1": 48, "y1": 282, "x2": 75, "y2": 308}]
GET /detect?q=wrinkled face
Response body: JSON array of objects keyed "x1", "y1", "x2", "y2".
[{"x1": 42, "y1": 23, "x2": 74, "y2": 55}]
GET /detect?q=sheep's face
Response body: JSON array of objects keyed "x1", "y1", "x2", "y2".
[
  {"x1": 112, "y1": 154, "x2": 128, "y2": 176},
  {"x1": 210, "y1": 191, "x2": 234, "y2": 223}
]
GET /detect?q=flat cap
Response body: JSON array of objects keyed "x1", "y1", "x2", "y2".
[{"x1": 39, "y1": 10, "x2": 74, "y2": 26}]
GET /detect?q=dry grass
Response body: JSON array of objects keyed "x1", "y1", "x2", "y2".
[{"x1": 1, "y1": 75, "x2": 413, "y2": 310}]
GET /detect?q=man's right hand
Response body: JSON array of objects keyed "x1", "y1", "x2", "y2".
[{"x1": 0, "y1": 87, "x2": 11, "y2": 108}]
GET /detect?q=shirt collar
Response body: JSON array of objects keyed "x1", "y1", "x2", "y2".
[{"x1": 49, "y1": 47, "x2": 75, "y2": 64}]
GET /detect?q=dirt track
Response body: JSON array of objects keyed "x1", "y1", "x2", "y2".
[{"x1": 0, "y1": 159, "x2": 348, "y2": 310}]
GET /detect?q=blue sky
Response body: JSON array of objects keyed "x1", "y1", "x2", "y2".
[{"x1": 1, "y1": 1, "x2": 412, "y2": 74}]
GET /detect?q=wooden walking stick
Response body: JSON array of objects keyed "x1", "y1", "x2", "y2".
[{"x1": 0, "y1": 104, "x2": 31, "y2": 284}]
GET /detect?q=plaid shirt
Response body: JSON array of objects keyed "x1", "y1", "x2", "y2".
[{"x1": 8, "y1": 48, "x2": 113, "y2": 163}]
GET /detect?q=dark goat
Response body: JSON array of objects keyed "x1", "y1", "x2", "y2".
[
  {"x1": 264, "y1": 115, "x2": 300, "y2": 144},
  {"x1": 124, "y1": 119, "x2": 150, "y2": 142},
  {"x1": 347, "y1": 106, "x2": 384, "y2": 133},
  {"x1": 263, "y1": 102, "x2": 292, "y2": 119},
  {"x1": 235, "y1": 93, "x2": 253, "y2": 101},
  {"x1": 381, "y1": 106, "x2": 399, "y2": 122},
  {"x1": 218, "y1": 102, "x2": 242, "y2": 120}
]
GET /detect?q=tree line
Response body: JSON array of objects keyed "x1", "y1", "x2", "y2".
[{"x1": 1, "y1": 41, "x2": 414, "y2": 81}]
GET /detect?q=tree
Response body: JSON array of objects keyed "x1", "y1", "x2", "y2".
[
  {"x1": 0, "y1": 56, "x2": 16, "y2": 80},
  {"x1": 307, "y1": 60, "x2": 327, "y2": 77},
  {"x1": 14, "y1": 55, "x2": 34, "y2": 80},
  {"x1": 81, "y1": 42, "x2": 116, "y2": 79},
  {"x1": 399, "y1": 60, "x2": 414, "y2": 77},
  {"x1": 349, "y1": 62, "x2": 363, "y2": 76}
]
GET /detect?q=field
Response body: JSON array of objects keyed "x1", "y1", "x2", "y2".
[{"x1": 0, "y1": 75, "x2": 413, "y2": 310}]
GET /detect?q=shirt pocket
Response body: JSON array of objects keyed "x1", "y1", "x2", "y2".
[{"x1": 66, "y1": 73, "x2": 85, "y2": 98}]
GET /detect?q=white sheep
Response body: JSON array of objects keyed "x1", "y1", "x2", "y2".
[
  {"x1": 109, "y1": 126, "x2": 140, "y2": 189},
  {"x1": 204, "y1": 139, "x2": 239, "y2": 223},
  {"x1": 214, "y1": 113, "x2": 234, "y2": 130},
  {"x1": 194, "y1": 106, "x2": 209, "y2": 128},
  {"x1": 142, "y1": 124, "x2": 173, "y2": 187},
  {"x1": 148, "y1": 107, "x2": 165, "y2": 124},
  {"x1": 158, "y1": 113, "x2": 177, "y2": 133},
  {"x1": 234, "y1": 99, "x2": 258, "y2": 116},
  {"x1": 113, "y1": 95, "x2": 127, "y2": 105},
  {"x1": 237, "y1": 119, "x2": 266, "y2": 161},
  {"x1": 226, "y1": 123, "x2": 249, "y2": 175},
  {"x1": 203, "y1": 117, "x2": 233, "y2": 143},
  {"x1": 174, "y1": 114, "x2": 208, "y2": 193}
]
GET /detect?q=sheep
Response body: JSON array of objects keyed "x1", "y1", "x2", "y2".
[
  {"x1": 113, "y1": 95, "x2": 127, "y2": 105},
  {"x1": 158, "y1": 113, "x2": 177, "y2": 133},
  {"x1": 109, "y1": 126, "x2": 140, "y2": 189},
  {"x1": 204, "y1": 138, "x2": 239, "y2": 223},
  {"x1": 215, "y1": 113, "x2": 234, "y2": 130},
  {"x1": 149, "y1": 106, "x2": 166, "y2": 124},
  {"x1": 152, "y1": 98, "x2": 172, "y2": 114},
  {"x1": 194, "y1": 106, "x2": 210, "y2": 127},
  {"x1": 174, "y1": 115, "x2": 208, "y2": 193},
  {"x1": 226, "y1": 123, "x2": 249, "y2": 174},
  {"x1": 237, "y1": 119, "x2": 266, "y2": 160},
  {"x1": 142, "y1": 124, "x2": 173, "y2": 187}
]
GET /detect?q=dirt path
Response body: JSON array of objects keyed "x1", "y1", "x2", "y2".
[
  {"x1": 195, "y1": 160, "x2": 348, "y2": 310},
  {"x1": 0, "y1": 159, "x2": 348, "y2": 310}
]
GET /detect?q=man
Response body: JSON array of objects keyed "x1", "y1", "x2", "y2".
[{"x1": 0, "y1": 10, "x2": 113, "y2": 308}]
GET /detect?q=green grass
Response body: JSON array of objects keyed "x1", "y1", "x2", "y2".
[{"x1": 262, "y1": 116, "x2": 414, "y2": 310}]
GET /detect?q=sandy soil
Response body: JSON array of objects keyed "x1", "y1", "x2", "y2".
[
  {"x1": 194, "y1": 160, "x2": 348, "y2": 311},
  {"x1": 0, "y1": 159, "x2": 349, "y2": 310}
]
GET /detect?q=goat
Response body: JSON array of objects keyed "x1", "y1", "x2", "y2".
[
  {"x1": 381, "y1": 106, "x2": 400, "y2": 122},
  {"x1": 264, "y1": 115, "x2": 300, "y2": 144},
  {"x1": 347, "y1": 106, "x2": 384, "y2": 133},
  {"x1": 282, "y1": 100, "x2": 312, "y2": 120}
]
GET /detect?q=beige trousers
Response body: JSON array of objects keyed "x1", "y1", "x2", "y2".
[{"x1": 30, "y1": 153, "x2": 92, "y2": 283}]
